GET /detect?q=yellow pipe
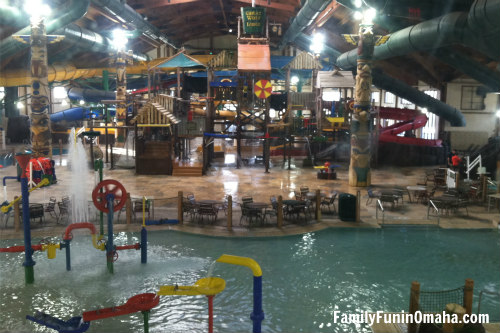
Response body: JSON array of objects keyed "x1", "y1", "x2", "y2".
[
  {"x1": 41, "y1": 243, "x2": 60, "y2": 259},
  {"x1": 157, "y1": 277, "x2": 226, "y2": 296},
  {"x1": 0, "y1": 55, "x2": 215, "y2": 87},
  {"x1": 1, "y1": 178, "x2": 49, "y2": 213},
  {"x1": 91, "y1": 234, "x2": 106, "y2": 251},
  {"x1": 137, "y1": 124, "x2": 171, "y2": 127},
  {"x1": 216, "y1": 255, "x2": 262, "y2": 277}
]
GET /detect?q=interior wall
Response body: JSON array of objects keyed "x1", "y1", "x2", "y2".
[{"x1": 444, "y1": 78, "x2": 498, "y2": 150}]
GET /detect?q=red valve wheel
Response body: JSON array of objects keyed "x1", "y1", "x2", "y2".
[
  {"x1": 92, "y1": 179, "x2": 127, "y2": 213},
  {"x1": 107, "y1": 250, "x2": 119, "y2": 263}
]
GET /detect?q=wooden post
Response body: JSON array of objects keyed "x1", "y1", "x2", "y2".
[
  {"x1": 126, "y1": 193, "x2": 132, "y2": 225},
  {"x1": 227, "y1": 195, "x2": 232, "y2": 231},
  {"x1": 13, "y1": 196, "x2": 20, "y2": 232},
  {"x1": 277, "y1": 195, "x2": 283, "y2": 227},
  {"x1": 408, "y1": 281, "x2": 420, "y2": 333},
  {"x1": 178, "y1": 191, "x2": 183, "y2": 224},
  {"x1": 315, "y1": 189, "x2": 321, "y2": 221},
  {"x1": 356, "y1": 190, "x2": 361, "y2": 222},
  {"x1": 463, "y1": 278, "x2": 474, "y2": 315}
]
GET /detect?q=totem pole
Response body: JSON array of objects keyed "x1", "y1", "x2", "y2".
[
  {"x1": 343, "y1": 23, "x2": 389, "y2": 187},
  {"x1": 14, "y1": 15, "x2": 64, "y2": 158}
]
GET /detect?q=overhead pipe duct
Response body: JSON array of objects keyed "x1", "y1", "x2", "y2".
[
  {"x1": 67, "y1": 87, "x2": 116, "y2": 103},
  {"x1": 55, "y1": 24, "x2": 149, "y2": 61},
  {"x1": 90, "y1": 0, "x2": 177, "y2": 49},
  {"x1": 0, "y1": 0, "x2": 90, "y2": 61},
  {"x1": 0, "y1": 4, "x2": 29, "y2": 28},
  {"x1": 336, "y1": 0, "x2": 500, "y2": 68},
  {"x1": 278, "y1": 0, "x2": 332, "y2": 50},
  {"x1": 372, "y1": 68, "x2": 466, "y2": 127}
]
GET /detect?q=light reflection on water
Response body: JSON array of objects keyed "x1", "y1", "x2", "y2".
[{"x1": 0, "y1": 229, "x2": 499, "y2": 333}]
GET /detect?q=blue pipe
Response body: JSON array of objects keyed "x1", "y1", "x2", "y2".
[
  {"x1": 106, "y1": 194, "x2": 114, "y2": 274},
  {"x1": 250, "y1": 276, "x2": 265, "y2": 333},
  {"x1": 64, "y1": 240, "x2": 71, "y2": 271},
  {"x1": 67, "y1": 88, "x2": 116, "y2": 104},
  {"x1": 140, "y1": 227, "x2": 147, "y2": 264},
  {"x1": 21, "y1": 176, "x2": 35, "y2": 284},
  {"x1": 3, "y1": 176, "x2": 17, "y2": 186},
  {"x1": 50, "y1": 108, "x2": 89, "y2": 123}
]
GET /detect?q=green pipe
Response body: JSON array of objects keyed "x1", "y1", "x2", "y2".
[
  {"x1": 94, "y1": 160, "x2": 104, "y2": 236},
  {"x1": 142, "y1": 311, "x2": 150, "y2": 333}
]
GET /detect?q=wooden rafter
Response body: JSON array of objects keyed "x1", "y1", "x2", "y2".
[
  {"x1": 233, "y1": 0, "x2": 297, "y2": 13},
  {"x1": 132, "y1": 0, "x2": 202, "y2": 13}
]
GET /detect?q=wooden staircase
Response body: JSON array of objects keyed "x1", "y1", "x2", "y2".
[{"x1": 172, "y1": 159, "x2": 203, "y2": 177}]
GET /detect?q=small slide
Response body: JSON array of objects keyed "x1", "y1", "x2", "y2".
[
  {"x1": 378, "y1": 107, "x2": 442, "y2": 147},
  {"x1": 26, "y1": 312, "x2": 90, "y2": 333},
  {"x1": 82, "y1": 293, "x2": 160, "y2": 322}
]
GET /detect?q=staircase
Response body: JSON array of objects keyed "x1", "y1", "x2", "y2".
[{"x1": 172, "y1": 159, "x2": 203, "y2": 177}]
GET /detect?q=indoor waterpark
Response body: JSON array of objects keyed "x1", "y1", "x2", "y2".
[{"x1": 0, "y1": 0, "x2": 499, "y2": 333}]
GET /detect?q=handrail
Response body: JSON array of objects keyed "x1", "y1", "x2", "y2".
[
  {"x1": 427, "y1": 199, "x2": 440, "y2": 225},
  {"x1": 466, "y1": 154, "x2": 482, "y2": 180},
  {"x1": 376, "y1": 199, "x2": 384, "y2": 225},
  {"x1": 477, "y1": 289, "x2": 500, "y2": 319}
]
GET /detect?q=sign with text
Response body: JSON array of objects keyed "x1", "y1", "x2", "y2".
[{"x1": 241, "y1": 7, "x2": 266, "y2": 35}]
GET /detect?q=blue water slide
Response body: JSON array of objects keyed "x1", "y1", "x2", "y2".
[
  {"x1": 67, "y1": 87, "x2": 116, "y2": 103},
  {"x1": 50, "y1": 107, "x2": 89, "y2": 123}
]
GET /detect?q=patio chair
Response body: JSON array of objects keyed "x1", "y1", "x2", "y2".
[
  {"x1": 264, "y1": 196, "x2": 279, "y2": 223},
  {"x1": 57, "y1": 201, "x2": 70, "y2": 224},
  {"x1": 321, "y1": 192, "x2": 337, "y2": 214},
  {"x1": 44, "y1": 197, "x2": 58, "y2": 222},
  {"x1": 196, "y1": 203, "x2": 218, "y2": 224},
  {"x1": 241, "y1": 196, "x2": 253, "y2": 205},
  {"x1": 182, "y1": 199, "x2": 198, "y2": 221},
  {"x1": 218, "y1": 195, "x2": 230, "y2": 216},
  {"x1": 366, "y1": 188, "x2": 380, "y2": 205},
  {"x1": 294, "y1": 190, "x2": 303, "y2": 201},
  {"x1": 186, "y1": 193, "x2": 196, "y2": 204},
  {"x1": 300, "y1": 186, "x2": 309, "y2": 198},
  {"x1": 240, "y1": 203, "x2": 262, "y2": 226}
]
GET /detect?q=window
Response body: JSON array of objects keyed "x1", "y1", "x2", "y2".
[
  {"x1": 423, "y1": 89, "x2": 439, "y2": 99},
  {"x1": 371, "y1": 91, "x2": 380, "y2": 103},
  {"x1": 384, "y1": 92, "x2": 395, "y2": 104},
  {"x1": 400, "y1": 98, "x2": 412, "y2": 105},
  {"x1": 53, "y1": 86, "x2": 66, "y2": 99},
  {"x1": 461, "y1": 86, "x2": 484, "y2": 110},
  {"x1": 322, "y1": 89, "x2": 341, "y2": 102}
]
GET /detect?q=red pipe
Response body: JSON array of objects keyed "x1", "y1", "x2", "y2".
[
  {"x1": 207, "y1": 295, "x2": 214, "y2": 333},
  {"x1": 63, "y1": 222, "x2": 96, "y2": 240},
  {"x1": 0, "y1": 244, "x2": 43, "y2": 253},
  {"x1": 115, "y1": 243, "x2": 140, "y2": 251}
]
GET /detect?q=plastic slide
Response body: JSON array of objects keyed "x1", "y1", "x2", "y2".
[
  {"x1": 26, "y1": 312, "x2": 90, "y2": 333},
  {"x1": 50, "y1": 107, "x2": 89, "y2": 123},
  {"x1": 82, "y1": 293, "x2": 160, "y2": 322},
  {"x1": 378, "y1": 107, "x2": 442, "y2": 147},
  {"x1": 158, "y1": 277, "x2": 226, "y2": 296}
]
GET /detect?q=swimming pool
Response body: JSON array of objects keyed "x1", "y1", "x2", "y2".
[{"x1": 1, "y1": 228, "x2": 499, "y2": 332}]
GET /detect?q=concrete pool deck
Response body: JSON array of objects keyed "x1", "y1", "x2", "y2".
[{"x1": 0, "y1": 154, "x2": 499, "y2": 240}]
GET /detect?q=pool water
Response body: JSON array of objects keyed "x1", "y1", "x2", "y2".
[{"x1": 1, "y1": 228, "x2": 499, "y2": 333}]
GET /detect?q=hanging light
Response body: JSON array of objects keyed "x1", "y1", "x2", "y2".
[{"x1": 310, "y1": 32, "x2": 325, "y2": 55}]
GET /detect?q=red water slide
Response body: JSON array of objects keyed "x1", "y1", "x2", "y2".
[
  {"x1": 378, "y1": 107, "x2": 442, "y2": 147},
  {"x1": 82, "y1": 293, "x2": 160, "y2": 321}
]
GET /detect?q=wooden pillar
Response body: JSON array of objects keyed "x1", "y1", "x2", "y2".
[
  {"x1": 227, "y1": 195, "x2": 232, "y2": 231},
  {"x1": 236, "y1": 77, "x2": 243, "y2": 169},
  {"x1": 178, "y1": 191, "x2": 183, "y2": 224},
  {"x1": 408, "y1": 281, "x2": 420, "y2": 333},
  {"x1": 176, "y1": 67, "x2": 181, "y2": 98},
  {"x1": 315, "y1": 189, "x2": 321, "y2": 221},
  {"x1": 13, "y1": 196, "x2": 20, "y2": 232},
  {"x1": 356, "y1": 190, "x2": 361, "y2": 222},
  {"x1": 277, "y1": 195, "x2": 283, "y2": 227},
  {"x1": 463, "y1": 278, "x2": 474, "y2": 315},
  {"x1": 264, "y1": 78, "x2": 270, "y2": 174},
  {"x1": 126, "y1": 193, "x2": 132, "y2": 225},
  {"x1": 313, "y1": 68, "x2": 320, "y2": 132},
  {"x1": 481, "y1": 174, "x2": 488, "y2": 202}
]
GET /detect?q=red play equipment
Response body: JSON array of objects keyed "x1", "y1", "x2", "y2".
[
  {"x1": 63, "y1": 222, "x2": 97, "y2": 240},
  {"x1": 91, "y1": 179, "x2": 127, "y2": 213},
  {"x1": 378, "y1": 107, "x2": 442, "y2": 147},
  {"x1": 82, "y1": 293, "x2": 160, "y2": 322}
]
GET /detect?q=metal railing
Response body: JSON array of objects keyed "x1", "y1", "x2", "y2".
[
  {"x1": 427, "y1": 199, "x2": 440, "y2": 225},
  {"x1": 375, "y1": 199, "x2": 385, "y2": 225},
  {"x1": 465, "y1": 154, "x2": 482, "y2": 180}
]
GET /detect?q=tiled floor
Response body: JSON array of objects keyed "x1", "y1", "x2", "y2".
[{"x1": 0, "y1": 148, "x2": 498, "y2": 240}]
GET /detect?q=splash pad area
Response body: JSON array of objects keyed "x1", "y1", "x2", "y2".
[{"x1": 1, "y1": 228, "x2": 499, "y2": 333}]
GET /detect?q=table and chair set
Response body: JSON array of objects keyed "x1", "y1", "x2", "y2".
[{"x1": 182, "y1": 194, "x2": 228, "y2": 224}]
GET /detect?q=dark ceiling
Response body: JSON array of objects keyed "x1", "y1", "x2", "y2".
[{"x1": 0, "y1": 0, "x2": 499, "y2": 91}]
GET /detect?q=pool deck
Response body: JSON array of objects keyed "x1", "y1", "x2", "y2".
[{"x1": 1, "y1": 154, "x2": 499, "y2": 240}]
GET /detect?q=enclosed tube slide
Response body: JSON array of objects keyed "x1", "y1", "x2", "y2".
[{"x1": 378, "y1": 107, "x2": 442, "y2": 146}]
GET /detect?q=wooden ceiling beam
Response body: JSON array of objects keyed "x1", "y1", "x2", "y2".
[
  {"x1": 132, "y1": 0, "x2": 203, "y2": 13},
  {"x1": 233, "y1": 0, "x2": 297, "y2": 13}
]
